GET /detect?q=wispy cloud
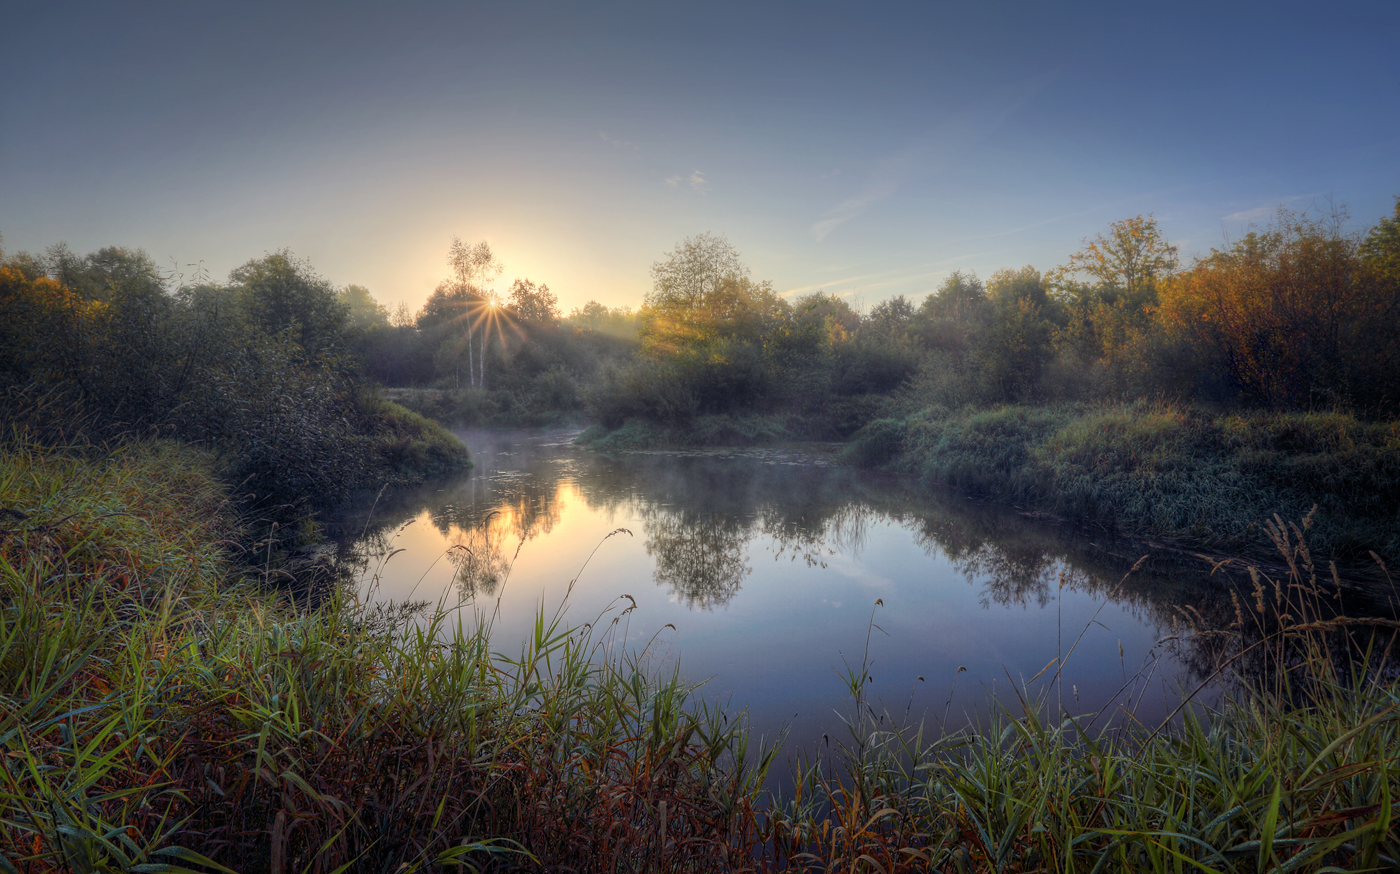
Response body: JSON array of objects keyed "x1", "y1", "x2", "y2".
[
  {"x1": 810, "y1": 82, "x2": 1043, "y2": 241},
  {"x1": 664, "y1": 170, "x2": 710, "y2": 193},
  {"x1": 1224, "y1": 195, "x2": 1313, "y2": 223},
  {"x1": 780, "y1": 252, "x2": 989, "y2": 299},
  {"x1": 599, "y1": 131, "x2": 637, "y2": 151},
  {"x1": 1223, "y1": 206, "x2": 1273, "y2": 222},
  {"x1": 811, "y1": 174, "x2": 901, "y2": 240}
]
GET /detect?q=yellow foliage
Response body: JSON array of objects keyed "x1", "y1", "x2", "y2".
[{"x1": 1157, "y1": 210, "x2": 1400, "y2": 408}]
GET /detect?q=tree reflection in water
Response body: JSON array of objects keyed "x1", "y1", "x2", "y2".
[
  {"x1": 332, "y1": 431, "x2": 1395, "y2": 690},
  {"x1": 643, "y1": 510, "x2": 752, "y2": 609},
  {"x1": 445, "y1": 515, "x2": 512, "y2": 600}
]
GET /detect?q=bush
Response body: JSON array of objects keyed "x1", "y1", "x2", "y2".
[
  {"x1": 846, "y1": 402, "x2": 1400, "y2": 561},
  {"x1": 841, "y1": 417, "x2": 907, "y2": 466}
]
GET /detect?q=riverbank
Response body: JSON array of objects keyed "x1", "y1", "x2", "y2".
[
  {"x1": 0, "y1": 438, "x2": 766, "y2": 872},
  {"x1": 4, "y1": 437, "x2": 1398, "y2": 872},
  {"x1": 842, "y1": 402, "x2": 1400, "y2": 565},
  {"x1": 383, "y1": 386, "x2": 589, "y2": 429}
]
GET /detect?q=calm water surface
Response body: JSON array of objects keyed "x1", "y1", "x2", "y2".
[{"x1": 335, "y1": 429, "x2": 1223, "y2": 750}]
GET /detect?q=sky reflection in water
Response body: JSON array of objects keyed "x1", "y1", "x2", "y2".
[{"x1": 340, "y1": 429, "x2": 1215, "y2": 751}]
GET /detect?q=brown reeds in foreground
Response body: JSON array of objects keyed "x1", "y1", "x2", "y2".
[{"x1": 3, "y1": 436, "x2": 1398, "y2": 873}]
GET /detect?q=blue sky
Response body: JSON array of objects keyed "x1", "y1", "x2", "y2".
[{"x1": 3, "y1": 1, "x2": 1397, "y2": 314}]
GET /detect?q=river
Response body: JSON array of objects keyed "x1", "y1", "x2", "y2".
[{"x1": 331, "y1": 428, "x2": 1232, "y2": 755}]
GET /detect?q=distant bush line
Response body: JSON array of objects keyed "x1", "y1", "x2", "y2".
[
  {"x1": 843, "y1": 402, "x2": 1400, "y2": 563},
  {"x1": 0, "y1": 243, "x2": 470, "y2": 533}
]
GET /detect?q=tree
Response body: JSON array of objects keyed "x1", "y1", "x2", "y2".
[
  {"x1": 506, "y1": 278, "x2": 559, "y2": 325},
  {"x1": 1049, "y1": 214, "x2": 1179, "y2": 307},
  {"x1": 1158, "y1": 206, "x2": 1400, "y2": 409},
  {"x1": 909, "y1": 271, "x2": 988, "y2": 371},
  {"x1": 977, "y1": 268, "x2": 1059, "y2": 401},
  {"x1": 229, "y1": 250, "x2": 347, "y2": 356},
  {"x1": 865, "y1": 295, "x2": 915, "y2": 340},
  {"x1": 792, "y1": 292, "x2": 860, "y2": 343},
  {"x1": 1049, "y1": 216, "x2": 1179, "y2": 396},
  {"x1": 389, "y1": 300, "x2": 416, "y2": 328},
  {"x1": 423, "y1": 238, "x2": 503, "y2": 388},
  {"x1": 647, "y1": 232, "x2": 748, "y2": 312},
  {"x1": 920, "y1": 270, "x2": 987, "y2": 323},
  {"x1": 1361, "y1": 197, "x2": 1400, "y2": 288},
  {"x1": 339, "y1": 284, "x2": 390, "y2": 332},
  {"x1": 567, "y1": 301, "x2": 638, "y2": 339}
]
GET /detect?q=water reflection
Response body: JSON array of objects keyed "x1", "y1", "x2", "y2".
[
  {"x1": 337, "y1": 431, "x2": 1186, "y2": 632},
  {"x1": 331, "y1": 429, "x2": 1395, "y2": 718},
  {"x1": 645, "y1": 510, "x2": 752, "y2": 609}
]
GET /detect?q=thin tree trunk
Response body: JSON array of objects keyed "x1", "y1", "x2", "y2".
[{"x1": 467, "y1": 319, "x2": 475, "y2": 387}]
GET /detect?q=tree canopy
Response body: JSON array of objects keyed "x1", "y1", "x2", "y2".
[{"x1": 229, "y1": 250, "x2": 348, "y2": 355}]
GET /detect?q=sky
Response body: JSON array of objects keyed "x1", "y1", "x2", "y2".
[{"x1": 3, "y1": 1, "x2": 1398, "y2": 316}]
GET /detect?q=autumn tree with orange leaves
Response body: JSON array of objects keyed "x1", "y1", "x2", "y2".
[{"x1": 1158, "y1": 205, "x2": 1400, "y2": 410}]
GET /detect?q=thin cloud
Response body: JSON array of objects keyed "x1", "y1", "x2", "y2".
[
  {"x1": 1223, "y1": 206, "x2": 1273, "y2": 222},
  {"x1": 810, "y1": 82, "x2": 1044, "y2": 241},
  {"x1": 811, "y1": 176, "x2": 900, "y2": 240},
  {"x1": 1223, "y1": 194, "x2": 1313, "y2": 223},
  {"x1": 599, "y1": 131, "x2": 637, "y2": 151},
  {"x1": 664, "y1": 170, "x2": 710, "y2": 193}
]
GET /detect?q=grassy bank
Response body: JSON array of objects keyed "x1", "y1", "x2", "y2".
[
  {"x1": 356, "y1": 393, "x2": 473, "y2": 484},
  {"x1": 4, "y1": 438, "x2": 1398, "y2": 872},
  {"x1": 383, "y1": 386, "x2": 586, "y2": 430},
  {"x1": 0, "y1": 438, "x2": 768, "y2": 872},
  {"x1": 844, "y1": 402, "x2": 1400, "y2": 563}
]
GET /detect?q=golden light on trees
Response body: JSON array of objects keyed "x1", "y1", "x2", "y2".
[{"x1": 1157, "y1": 206, "x2": 1400, "y2": 409}]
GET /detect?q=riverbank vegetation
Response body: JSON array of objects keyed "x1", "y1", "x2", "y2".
[
  {"x1": 4, "y1": 437, "x2": 1398, "y2": 872},
  {"x1": 543, "y1": 204, "x2": 1398, "y2": 442},
  {"x1": 0, "y1": 243, "x2": 470, "y2": 532},
  {"x1": 843, "y1": 402, "x2": 1400, "y2": 563},
  {"x1": 3, "y1": 200, "x2": 1398, "y2": 870}
]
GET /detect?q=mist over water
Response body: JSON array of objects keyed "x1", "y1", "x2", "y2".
[{"x1": 335, "y1": 429, "x2": 1219, "y2": 752}]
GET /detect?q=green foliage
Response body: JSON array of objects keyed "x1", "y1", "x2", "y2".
[
  {"x1": 839, "y1": 416, "x2": 906, "y2": 466},
  {"x1": 0, "y1": 244, "x2": 470, "y2": 522},
  {"x1": 578, "y1": 413, "x2": 792, "y2": 451},
  {"x1": 1360, "y1": 197, "x2": 1400, "y2": 285},
  {"x1": 565, "y1": 300, "x2": 640, "y2": 339},
  {"x1": 506, "y1": 277, "x2": 559, "y2": 325},
  {"x1": 229, "y1": 250, "x2": 349, "y2": 356},
  {"x1": 647, "y1": 231, "x2": 749, "y2": 310},
  {"x1": 846, "y1": 402, "x2": 1400, "y2": 561},
  {"x1": 338, "y1": 283, "x2": 390, "y2": 332}
]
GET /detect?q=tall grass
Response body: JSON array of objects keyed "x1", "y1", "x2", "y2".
[{"x1": 0, "y1": 438, "x2": 772, "y2": 873}]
